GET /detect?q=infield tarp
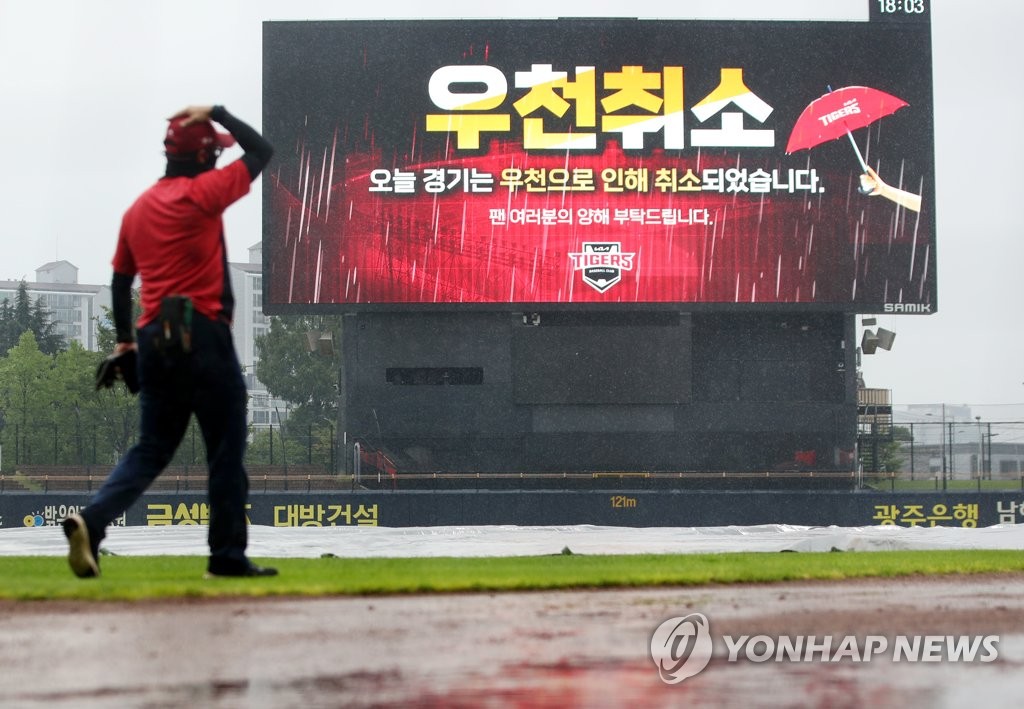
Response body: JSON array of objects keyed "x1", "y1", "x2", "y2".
[{"x1": 1, "y1": 523, "x2": 1022, "y2": 558}]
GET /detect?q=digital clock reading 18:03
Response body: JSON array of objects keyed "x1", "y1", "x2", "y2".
[{"x1": 878, "y1": 0, "x2": 926, "y2": 13}]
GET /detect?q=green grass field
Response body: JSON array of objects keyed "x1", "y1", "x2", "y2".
[
  {"x1": 1, "y1": 550, "x2": 1022, "y2": 602},
  {"x1": 866, "y1": 478, "x2": 1024, "y2": 492}
]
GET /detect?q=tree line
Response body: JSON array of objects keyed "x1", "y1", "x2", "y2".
[
  {"x1": 0, "y1": 282, "x2": 138, "y2": 468},
  {"x1": 0, "y1": 283, "x2": 342, "y2": 472}
]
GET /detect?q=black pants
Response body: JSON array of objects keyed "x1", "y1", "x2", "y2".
[{"x1": 82, "y1": 313, "x2": 251, "y2": 570}]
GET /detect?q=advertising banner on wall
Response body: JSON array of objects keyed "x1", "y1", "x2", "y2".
[
  {"x1": 263, "y1": 8, "x2": 934, "y2": 312},
  {"x1": 4, "y1": 490, "x2": 1016, "y2": 530}
]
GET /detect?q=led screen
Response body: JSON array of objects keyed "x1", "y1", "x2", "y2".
[{"x1": 263, "y1": 10, "x2": 935, "y2": 312}]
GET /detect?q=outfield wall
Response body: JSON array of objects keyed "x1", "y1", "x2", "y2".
[{"x1": 3, "y1": 491, "x2": 1022, "y2": 530}]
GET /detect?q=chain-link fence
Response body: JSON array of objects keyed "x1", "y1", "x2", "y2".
[
  {"x1": 0, "y1": 420, "x2": 338, "y2": 473},
  {"x1": 875, "y1": 421, "x2": 1024, "y2": 481},
  {"x1": 5, "y1": 417, "x2": 1023, "y2": 489}
]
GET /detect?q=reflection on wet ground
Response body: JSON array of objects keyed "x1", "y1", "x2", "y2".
[{"x1": 2, "y1": 577, "x2": 1023, "y2": 707}]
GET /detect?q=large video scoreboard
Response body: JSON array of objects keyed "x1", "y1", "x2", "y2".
[{"x1": 263, "y1": 6, "x2": 934, "y2": 313}]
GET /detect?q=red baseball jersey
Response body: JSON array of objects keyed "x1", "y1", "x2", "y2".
[{"x1": 113, "y1": 160, "x2": 251, "y2": 327}]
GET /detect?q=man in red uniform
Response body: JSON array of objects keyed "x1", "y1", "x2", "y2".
[{"x1": 63, "y1": 105, "x2": 276, "y2": 578}]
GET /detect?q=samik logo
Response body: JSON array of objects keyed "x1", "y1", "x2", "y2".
[
  {"x1": 569, "y1": 242, "x2": 635, "y2": 293},
  {"x1": 884, "y1": 303, "x2": 932, "y2": 313},
  {"x1": 650, "y1": 613, "x2": 714, "y2": 684}
]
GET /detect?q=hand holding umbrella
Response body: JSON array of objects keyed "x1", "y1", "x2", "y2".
[
  {"x1": 786, "y1": 86, "x2": 921, "y2": 212},
  {"x1": 859, "y1": 166, "x2": 922, "y2": 213}
]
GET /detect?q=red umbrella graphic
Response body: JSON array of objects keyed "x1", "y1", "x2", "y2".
[{"x1": 785, "y1": 86, "x2": 908, "y2": 171}]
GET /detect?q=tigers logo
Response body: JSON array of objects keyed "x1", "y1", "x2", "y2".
[{"x1": 569, "y1": 242, "x2": 635, "y2": 293}]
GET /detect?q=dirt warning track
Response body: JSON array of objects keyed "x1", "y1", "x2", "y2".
[{"x1": 1, "y1": 574, "x2": 1023, "y2": 707}]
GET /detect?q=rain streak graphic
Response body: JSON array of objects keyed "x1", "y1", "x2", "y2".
[
  {"x1": 269, "y1": 126, "x2": 928, "y2": 308},
  {"x1": 264, "y1": 27, "x2": 932, "y2": 310}
]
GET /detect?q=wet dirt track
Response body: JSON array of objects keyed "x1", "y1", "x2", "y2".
[{"x1": 2, "y1": 575, "x2": 1023, "y2": 708}]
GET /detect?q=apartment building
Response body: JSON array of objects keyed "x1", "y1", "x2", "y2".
[{"x1": 0, "y1": 261, "x2": 110, "y2": 351}]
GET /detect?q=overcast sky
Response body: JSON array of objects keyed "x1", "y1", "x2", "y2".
[{"x1": 1, "y1": 0, "x2": 1021, "y2": 420}]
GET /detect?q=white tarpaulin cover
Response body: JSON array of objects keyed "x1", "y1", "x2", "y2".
[{"x1": 1, "y1": 523, "x2": 1022, "y2": 558}]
